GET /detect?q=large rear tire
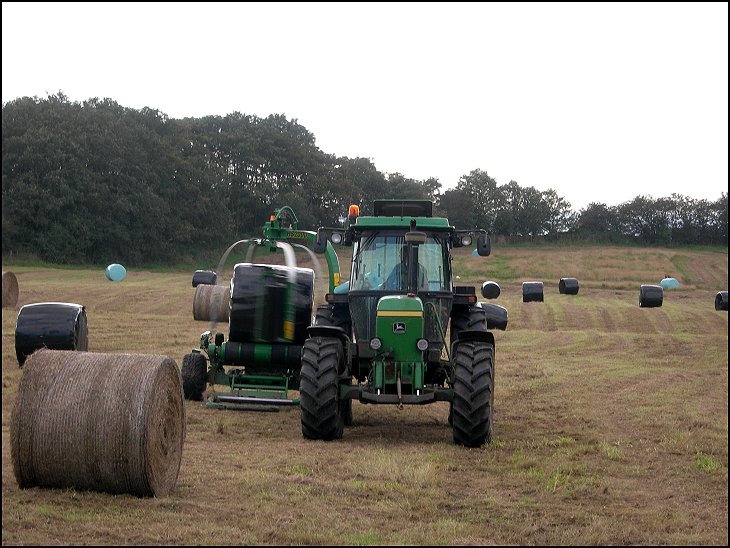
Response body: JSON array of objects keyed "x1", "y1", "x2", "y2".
[
  {"x1": 452, "y1": 341, "x2": 494, "y2": 447},
  {"x1": 181, "y1": 352, "x2": 207, "y2": 401},
  {"x1": 450, "y1": 305, "x2": 487, "y2": 346},
  {"x1": 300, "y1": 337, "x2": 345, "y2": 440},
  {"x1": 314, "y1": 304, "x2": 352, "y2": 336}
]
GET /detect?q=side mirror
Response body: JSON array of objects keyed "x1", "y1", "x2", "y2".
[
  {"x1": 477, "y1": 233, "x2": 491, "y2": 256},
  {"x1": 481, "y1": 281, "x2": 501, "y2": 299},
  {"x1": 313, "y1": 229, "x2": 327, "y2": 254},
  {"x1": 405, "y1": 231, "x2": 427, "y2": 244}
]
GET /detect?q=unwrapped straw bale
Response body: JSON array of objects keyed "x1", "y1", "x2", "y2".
[{"x1": 11, "y1": 349, "x2": 185, "y2": 497}]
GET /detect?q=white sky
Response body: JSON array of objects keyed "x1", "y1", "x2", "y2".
[{"x1": 2, "y1": 2, "x2": 728, "y2": 210}]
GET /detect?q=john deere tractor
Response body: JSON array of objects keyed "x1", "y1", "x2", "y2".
[
  {"x1": 307, "y1": 199, "x2": 505, "y2": 447},
  {"x1": 183, "y1": 199, "x2": 506, "y2": 447}
]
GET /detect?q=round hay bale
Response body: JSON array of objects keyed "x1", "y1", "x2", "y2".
[
  {"x1": 192, "y1": 270, "x2": 217, "y2": 287},
  {"x1": 479, "y1": 302, "x2": 508, "y2": 330},
  {"x1": 715, "y1": 291, "x2": 728, "y2": 311},
  {"x1": 2, "y1": 271, "x2": 19, "y2": 308},
  {"x1": 193, "y1": 284, "x2": 230, "y2": 322},
  {"x1": 559, "y1": 277, "x2": 579, "y2": 295},
  {"x1": 481, "y1": 281, "x2": 501, "y2": 299},
  {"x1": 639, "y1": 284, "x2": 663, "y2": 308},
  {"x1": 15, "y1": 302, "x2": 88, "y2": 366},
  {"x1": 10, "y1": 349, "x2": 185, "y2": 497},
  {"x1": 522, "y1": 281, "x2": 544, "y2": 303},
  {"x1": 660, "y1": 277, "x2": 680, "y2": 289},
  {"x1": 105, "y1": 263, "x2": 126, "y2": 282}
]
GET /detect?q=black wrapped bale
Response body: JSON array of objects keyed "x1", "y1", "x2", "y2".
[
  {"x1": 715, "y1": 291, "x2": 728, "y2": 311},
  {"x1": 10, "y1": 349, "x2": 185, "y2": 497},
  {"x1": 3, "y1": 271, "x2": 19, "y2": 308},
  {"x1": 639, "y1": 285, "x2": 663, "y2": 308},
  {"x1": 192, "y1": 270, "x2": 217, "y2": 287},
  {"x1": 229, "y1": 263, "x2": 314, "y2": 345},
  {"x1": 559, "y1": 277, "x2": 579, "y2": 295},
  {"x1": 522, "y1": 281, "x2": 544, "y2": 303},
  {"x1": 481, "y1": 281, "x2": 501, "y2": 299},
  {"x1": 192, "y1": 284, "x2": 230, "y2": 322},
  {"x1": 15, "y1": 302, "x2": 88, "y2": 366},
  {"x1": 480, "y1": 302, "x2": 508, "y2": 330}
]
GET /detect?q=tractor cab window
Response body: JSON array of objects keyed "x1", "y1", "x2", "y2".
[{"x1": 350, "y1": 233, "x2": 450, "y2": 292}]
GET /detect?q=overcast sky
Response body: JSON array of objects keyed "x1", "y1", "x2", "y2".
[{"x1": 2, "y1": 2, "x2": 727, "y2": 210}]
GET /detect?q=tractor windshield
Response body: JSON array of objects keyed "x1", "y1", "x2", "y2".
[{"x1": 350, "y1": 233, "x2": 451, "y2": 292}]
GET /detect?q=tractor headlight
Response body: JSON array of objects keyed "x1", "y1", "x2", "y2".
[
  {"x1": 461, "y1": 234, "x2": 473, "y2": 247},
  {"x1": 416, "y1": 338, "x2": 429, "y2": 351},
  {"x1": 369, "y1": 337, "x2": 382, "y2": 351},
  {"x1": 331, "y1": 232, "x2": 343, "y2": 245}
]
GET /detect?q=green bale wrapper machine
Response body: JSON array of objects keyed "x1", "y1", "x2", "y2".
[
  {"x1": 182, "y1": 206, "x2": 341, "y2": 411},
  {"x1": 184, "y1": 200, "x2": 507, "y2": 447}
]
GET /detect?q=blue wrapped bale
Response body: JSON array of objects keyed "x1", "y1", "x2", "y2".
[
  {"x1": 105, "y1": 263, "x2": 126, "y2": 282},
  {"x1": 660, "y1": 277, "x2": 680, "y2": 289}
]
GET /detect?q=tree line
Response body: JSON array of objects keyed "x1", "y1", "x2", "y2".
[{"x1": 2, "y1": 94, "x2": 726, "y2": 265}]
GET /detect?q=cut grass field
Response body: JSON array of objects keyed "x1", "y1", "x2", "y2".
[{"x1": 2, "y1": 245, "x2": 728, "y2": 545}]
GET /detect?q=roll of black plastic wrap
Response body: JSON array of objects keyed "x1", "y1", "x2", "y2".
[
  {"x1": 229, "y1": 263, "x2": 314, "y2": 344},
  {"x1": 639, "y1": 285, "x2": 663, "y2": 308},
  {"x1": 522, "y1": 282, "x2": 544, "y2": 303},
  {"x1": 15, "y1": 302, "x2": 88, "y2": 366},
  {"x1": 559, "y1": 277, "x2": 579, "y2": 295},
  {"x1": 192, "y1": 270, "x2": 217, "y2": 287},
  {"x1": 480, "y1": 302, "x2": 508, "y2": 330}
]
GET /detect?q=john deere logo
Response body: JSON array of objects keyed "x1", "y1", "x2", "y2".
[{"x1": 393, "y1": 322, "x2": 406, "y2": 334}]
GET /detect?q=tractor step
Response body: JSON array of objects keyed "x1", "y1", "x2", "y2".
[
  {"x1": 206, "y1": 394, "x2": 300, "y2": 412},
  {"x1": 206, "y1": 401, "x2": 281, "y2": 413},
  {"x1": 212, "y1": 394, "x2": 299, "y2": 405}
]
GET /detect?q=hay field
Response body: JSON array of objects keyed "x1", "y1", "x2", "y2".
[{"x1": 2, "y1": 246, "x2": 727, "y2": 545}]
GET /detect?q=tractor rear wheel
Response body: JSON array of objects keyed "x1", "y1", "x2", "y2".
[
  {"x1": 452, "y1": 341, "x2": 494, "y2": 447},
  {"x1": 314, "y1": 304, "x2": 352, "y2": 336},
  {"x1": 450, "y1": 305, "x2": 487, "y2": 345},
  {"x1": 300, "y1": 337, "x2": 345, "y2": 440},
  {"x1": 181, "y1": 352, "x2": 207, "y2": 401}
]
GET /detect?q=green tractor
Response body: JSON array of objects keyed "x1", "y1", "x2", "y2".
[
  {"x1": 308, "y1": 199, "x2": 505, "y2": 447},
  {"x1": 183, "y1": 199, "x2": 506, "y2": 447}
]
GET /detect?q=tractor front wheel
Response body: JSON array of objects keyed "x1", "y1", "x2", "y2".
[
  {"x1": 300, "y1": 337, "x2": 345, "y2": 440},
  {"x1": 181, "y1": 352, "x2": 207, "y2": 401},
  {"x1": 452, "y1": 341, "x2": 494, "y2": 447}
]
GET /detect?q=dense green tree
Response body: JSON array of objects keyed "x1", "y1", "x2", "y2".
[{"x1": 2, "y1": 93, "x2": 726, "y2": 266}]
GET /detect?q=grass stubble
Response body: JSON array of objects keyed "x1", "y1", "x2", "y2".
[{"x1": 1, "y1": 246, "x2": 727, "y2": 545}]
